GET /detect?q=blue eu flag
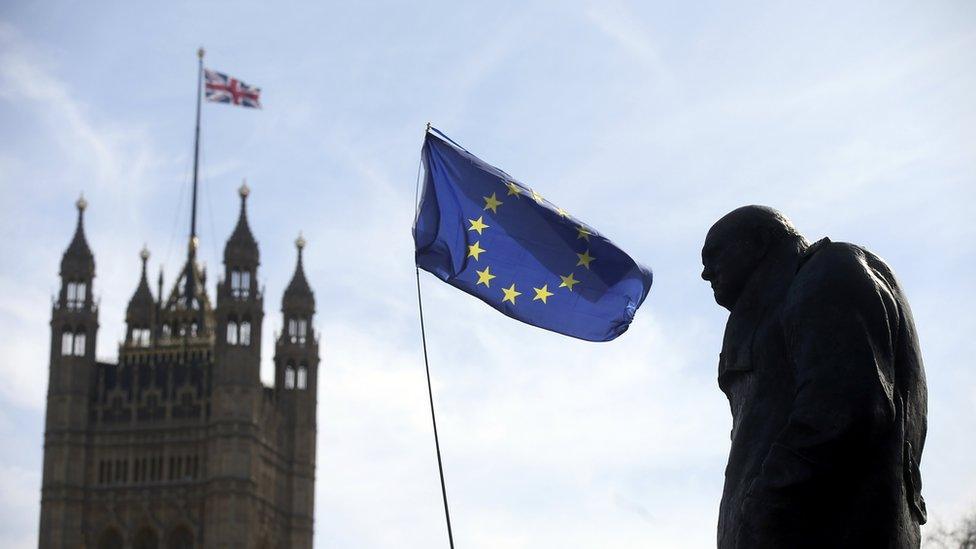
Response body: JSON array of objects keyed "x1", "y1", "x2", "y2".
[{"x1": 414, "y1": 128, "x2": 653, "y2": 342}]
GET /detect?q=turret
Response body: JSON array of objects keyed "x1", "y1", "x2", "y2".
[
  {"x1": 205, "y1": 182, "x2": 268, "y2": 545},
  {"x1": 214, "y1": 182, "x2": 264, "y2": 386},
  {"x1": 282, "y1": 233, "x2": 314, "y2": 342},
  {"x1": 274, "y1": 233, "x2": 319, "y2": 546},
  {"x1": 50, "y1": 194, "x2": 99, "y2": 372},
  {"x1": 223, "y1": 180, "x2": 260, "y2": 287},
  {"x1": 125, "y1": 246, "x2": 154, "y2": 347},
  {"x1": 40, "y1": 195, "x2": 100, "y2": 547},
  {"x1": 58, "y1": 194, "x2": 95, "y2": 314}
]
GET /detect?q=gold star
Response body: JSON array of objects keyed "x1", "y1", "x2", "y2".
[
  {"x1": 475, "y1": 265, "x2": 496, "y2": 287},
  {"x1": 531, "y1": 190, "x2": 544, "y2": 204},
  {"x1": 556, "y1": 207, "x2": 568, "y2": 218},
  {"x1": 501, "y1": 283, "x2": 521, "y2": 304},
  {"x1": 532, "y1": 284, "x2": 554, "y2": 304},
  {"x1": 576, "y1": 249, "x2": 595, "y2": 269},
  {"x1": 577, "y1": 226, "x2": 592, "y2": 241},
  {"x1": 483, "y1": 192, "x2": 503, "y2": 213},
  {"x1": 467, "y1": 241, "x2": 486, "y2": 260},
  {"x1": 468, "y1": 216, "x2": 490, "y2": 235},
  {"x1": 505, "y1": 181, "x2": 521, "y2": 197},
  {"x1": 559, "y1": 272, "x2": 580, "y2": 292}
]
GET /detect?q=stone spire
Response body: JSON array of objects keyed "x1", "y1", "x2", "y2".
[
  {"x1": 282, "y1": 232, "x2": 314, "y2": 313},
  {"x1": 126, "y1": 245, "x2": 154, "y2": 321},
  {"x1": 60, "y1": 194, "x2": 95, "y2": 278},
  {"x1": 224, "y1": 180, "x2": 259, "y2": 267}
]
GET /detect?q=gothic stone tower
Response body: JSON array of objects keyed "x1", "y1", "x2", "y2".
[{"x1": 38, "y1": 185, "x2": 319, "y2": 548}]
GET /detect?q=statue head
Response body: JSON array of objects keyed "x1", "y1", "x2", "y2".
[{"x1": 701, "y1": 205, "x2": 806, "y2": 310}]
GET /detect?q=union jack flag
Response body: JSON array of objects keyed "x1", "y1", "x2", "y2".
[{"x1": 204, "y1": 69, "x2": 261, "y2": 108}]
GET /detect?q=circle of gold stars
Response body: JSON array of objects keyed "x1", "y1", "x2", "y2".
[{"x1": 464, "y1": 177, "x2": 601, "y2": 307}]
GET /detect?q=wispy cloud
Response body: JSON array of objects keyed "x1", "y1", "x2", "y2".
[
  {"x1": 0, "y1": 26, "x2": 169, "y2": 408},
  {"x1": 583, "y1": 1, "x2": 672, "y2": 85}
]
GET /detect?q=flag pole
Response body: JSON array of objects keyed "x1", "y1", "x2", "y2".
[
  {"x1": 415, "y1": 122, "x2": 456, "y2": 549},
  {"x1": 183, "y1": 46, "x2": 205, "y2": 305},
  {"x1": 189, "y1": 47, "x2": 204, "y2": 260}
]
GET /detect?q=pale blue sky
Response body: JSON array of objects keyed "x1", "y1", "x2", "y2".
[{"x1": 0, "y1": 1, "x2": 974, "y2": 547}]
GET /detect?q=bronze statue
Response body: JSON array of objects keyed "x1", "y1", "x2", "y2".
[{"x1": 701, "y1": 206, "x2": 928, "y2": 548}]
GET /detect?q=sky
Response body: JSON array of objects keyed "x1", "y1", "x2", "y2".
[{"x1": 0, "y1": 1, "x2": 974, "y2": 547}]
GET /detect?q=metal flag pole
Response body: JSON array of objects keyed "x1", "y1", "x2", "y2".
[
  {"x1": 414, "y1": 122, "x2": 456, "y2": 549},
  {"x1": 183, "y1": 46, "x2": 205, "y2": 307}
]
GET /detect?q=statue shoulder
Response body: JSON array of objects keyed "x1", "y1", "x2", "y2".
[{"x1": 787, "y1": 238, "x2": 894, "y2": 314}]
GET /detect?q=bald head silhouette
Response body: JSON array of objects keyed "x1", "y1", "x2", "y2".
[{"x1": 701, "y1": 206, "x2": 807, "y2": 310}]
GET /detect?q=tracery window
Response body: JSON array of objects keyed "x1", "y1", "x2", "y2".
[
  {"x1": 73, "y1": 331, "x2": 86, "y2": 356},
  {"x1": 132, "y1": 327, "x2": 151, "y2": 347},
  {"x1": 66, "y1": 281, "x2": 87, "y2": 309},
  {"x1": 240, "y1": 319, "x2": 251, "y2": 346},
  {"x1": 231, "y1": 268, "x2": 251, "y2": 298},
  {"x1": 226, "y1": 318, "x2": 238, "y2": 345},
  {"x1": 285, "y1": 363, "x2": 296, "y2": 389},
  {"x1": 62, "y1": 330, "x2": 74, "y2": 356},
  {"x1": 288, "y1": 317, "x2": 308, "y2": 345}
]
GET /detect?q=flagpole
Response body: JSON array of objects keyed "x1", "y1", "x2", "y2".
[
  {"x1": 414, "y1": 122, "x2": 456, "y2": 549},
  {"x1": 189, "y1": 47, "x2": 204, "y2": 263}
]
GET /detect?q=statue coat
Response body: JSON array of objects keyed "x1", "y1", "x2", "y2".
[{"x1": 716, "y1": 238, "x2": 928, "y2": 548}]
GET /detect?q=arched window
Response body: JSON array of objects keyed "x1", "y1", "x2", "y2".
[
  {"x1": 296, "y1": 363, "x2": 308, "y2": 390},
  {"x1": 190, "y1": 321, "x2": 198, "y2": 337},
  {"x1": 226, "y1": 319, "x2": 238, "y2": 345},
  {"x1": 162, "y1": 324, "x2": 171, "y2": 339},
  {"x1": 66, "y1": 281, "x2": 87, "y2": 309},
  {"x1": 133, "y1": 527, "x2": 159, "y2": 549},
  {"x1": 73, "y1": 331, "x2": 86, "y2": 356},
  {"x1": 132, "y1": 327, "x2": 150, "y2": 347},
  {"x1": 62, "y1": 330, "x2": 74, "y2": 356},
  {"x1": 98, "y1": 527, "x2": 123, "y2": 549},
  {"x1": 167, "y1": 525, "x2": 194, "y2": 549},
  {"x1": 239, "y1": 319, "x2": 251, "y2": 346},
  {"x1": 287, "y1": 318, "x2": 297, "y2": 343},
  {"x1": 284, "y1": 363, "x2": 296, "y2": 389},
  {"x1": 287, "y1": 317, "x2": 308, "y2": 344},
  {"x1": 231, "y1": 269, "x2": 251, "y2": 298}
]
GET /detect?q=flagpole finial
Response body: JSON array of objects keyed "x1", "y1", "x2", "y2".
[
  {"x1": 76, "y1": 192, "x2": 88, "y2": 212},
  {"x1": 239, "y1": 179, "x2": 250, "y2": 199},
  {"x1": 197, "y1": 47, "x2": 205, "y2": 59},
  {"x1": 295, "y1": 231, "x2": 306, "y2": 250}
]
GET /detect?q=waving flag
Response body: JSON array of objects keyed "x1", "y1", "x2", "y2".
[
  {"x1": 414, "y1": 128, "x2": 653, "y2": 342},
  {"x1": 204, "y1": 69, "x2": 261, "y2": 108}
]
